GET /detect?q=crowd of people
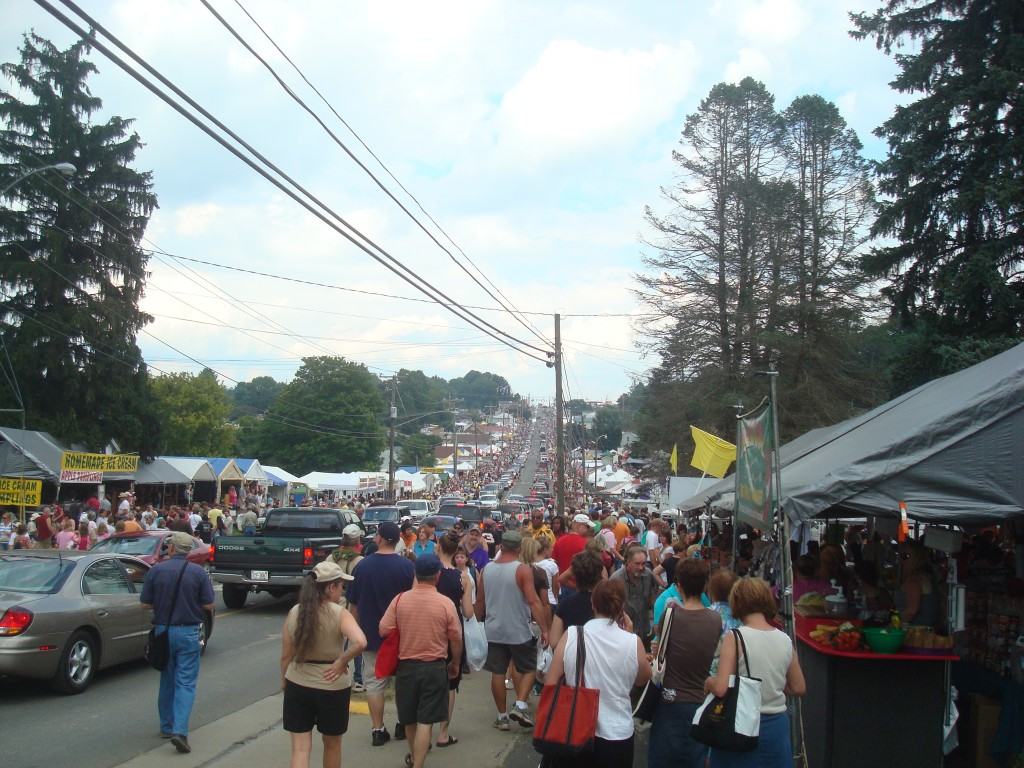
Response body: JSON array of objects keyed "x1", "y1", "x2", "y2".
[{"x1": 271, "y1": 493, "x2": 808, "y2": 768}]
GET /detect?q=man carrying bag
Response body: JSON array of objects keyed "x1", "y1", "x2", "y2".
[{"x1": 140, "y1": 532, "x2": 215, "y2": 754}]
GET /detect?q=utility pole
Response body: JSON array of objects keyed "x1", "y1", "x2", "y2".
[
  {"x1": 554, "y1": 313, "x2": 566, "y2": 518},
  {"x1": 387, "y1": 375, "x2": 397, "y2": 502}
]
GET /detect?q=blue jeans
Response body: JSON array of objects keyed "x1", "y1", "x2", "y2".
[
  {"x1": 648, "y1": 699, "x2": 706, "y2": 768},
  {"x1": 157, "y1": 625, "x2": 202, "y2": 737},
  {"x1": 709, "y1": 711, "x2": 792, "y2": 768}
]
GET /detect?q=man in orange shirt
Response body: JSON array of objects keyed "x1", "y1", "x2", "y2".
[
  {"x1": 122, "y1": 513, "x2": 144, "y2": 533},
  {"x1": 380, "y1": 554, "x2": 461, "y2": 768},
  {"x1": 612, "y1": 514, "x2": 629, "y2": 549}
]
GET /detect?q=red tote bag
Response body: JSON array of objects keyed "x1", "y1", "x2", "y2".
[
  {"x1": 533, "y1": 626, "x2": 601, "y2": 756},
  {"x1": 374, "y1": 593, "x2": 402, "y2": 679}
]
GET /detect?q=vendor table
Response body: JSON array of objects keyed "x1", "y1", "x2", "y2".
[{"x1": 796, "y1": 616, "x2": 957, "y2": 768}]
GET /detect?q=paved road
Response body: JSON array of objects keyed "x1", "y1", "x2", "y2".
[
  {"x1": 0, "y1": 589, "x2": 294, "y2": 768},
  {"x1": 509, "y1": 423, "x2": 541, "y2": 499}
]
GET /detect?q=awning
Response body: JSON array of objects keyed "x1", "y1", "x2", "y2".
[
  {"x1": 0, "y1": 427, "x2": 67, "y2": 482},
  {"x1": 234, "y1": 458, "x2": 268, "y2": 484},
  {"x1": 205, "y1": 458, "x2": 246, "y2": 483},
  {"x1": 263, "y1": 465, "x2": 302, "y2": 486},
  {"x1": 135, "y1": 457, "x2": 217, "y2": 485},
  {"x1": 679, "y1": 341, "x2": 1024, "y2": 525}
]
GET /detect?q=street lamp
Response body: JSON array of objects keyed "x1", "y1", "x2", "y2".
[{"x1": 1, "y1": 162, "x2": 77, "y2": 196}]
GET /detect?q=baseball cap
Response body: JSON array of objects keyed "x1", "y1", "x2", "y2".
[
  {"x1": 342, "y1": 524, "x2": 362, "y2": 541},
  {"x1": 502, "y1": 529, "x2": 523, "y2": 549},
  {"x1": 169, "y1": 531, "x2": 195, "y2": 552},
  {"x1": 377, "y1": 521, "x2": 401, "y2": 543},
  {"x1": 312, "y1": 560, "x2": 353, "y2": 582},
  {"x1": 414, "y1": 553, "x2": 442, "y2": 578},
  {"x1": 573, "y1": 513, "x2": 592, "y2": 525}
]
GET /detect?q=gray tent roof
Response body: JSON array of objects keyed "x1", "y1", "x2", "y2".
[
  {"x1": 0, "y1": 427, "x2": 69, "y2": 482},
  {"x1": 677, "y1": 342, "x2": 1024, "y2": 525}
]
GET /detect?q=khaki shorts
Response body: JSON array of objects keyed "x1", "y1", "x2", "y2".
[{"x1": 362, "y1": 650, "x2": 392, "y2": 694}]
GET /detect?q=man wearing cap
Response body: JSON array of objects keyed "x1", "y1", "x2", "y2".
[
  {"x1": 347, "y1": 520, "x2": 415, "y2": 746},
  {"x1": 379, "y1": 554, "x2": 462, "y2": 768},
  {"x1": 551, "y1": 514, "x2": 592, "y2": 598},
  {"x1": 475, "y1": 529, "x2": 550, "y2": 731},
  {"x1": 140, "y1": 531, "x2": 216, "y2": 754}
]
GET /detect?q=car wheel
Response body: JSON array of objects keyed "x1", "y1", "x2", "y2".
[
  {"x1": 222, "y1": 583, "x2": 248, "y2": 610},
  {"x1": 52, "y1": 630, "x2": 96, "y2": 694}
]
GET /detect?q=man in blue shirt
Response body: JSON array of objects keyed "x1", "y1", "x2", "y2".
[
  {"x1": 141, "y1": 531, "x2": 215, "y2": 754},
  {"x1": 347, "y1": 521, "x2": 415, "y2": 746}
]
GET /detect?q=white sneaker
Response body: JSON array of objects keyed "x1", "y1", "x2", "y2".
[{"x1": 505, "y1": 678, "x2": 514, "y2": 690}]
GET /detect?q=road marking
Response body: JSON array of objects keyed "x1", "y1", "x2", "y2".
[{"x1": 350, "y1": 700, "x2": 370, "y2": 715}]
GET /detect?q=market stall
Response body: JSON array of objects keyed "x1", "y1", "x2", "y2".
[
  {"x1": 262, "y1": 465, "x2": 303, "y2": 506},
  {"x1": 205, "y1": 458, "x2": 246, "y2": 508},
  {"x1": 134, "y1": 457, "x2": 218, "y2": 505}
]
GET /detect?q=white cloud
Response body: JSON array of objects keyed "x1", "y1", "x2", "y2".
[
  {"x1": 725, "y1": 48, "x2": 773, "y2": 83},
  {"x1": 494, "y1": 39, "x2": 696, "y2": 164},
  {"x1": 737, "y1": 0, "x2": 805, "y2": 44},
  {"x1": 174, "y1": 203, "x2": 223, "y2": 236}
]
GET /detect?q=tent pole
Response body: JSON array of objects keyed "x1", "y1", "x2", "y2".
[{"x1": 731, "y1": 401, "x2": 743, "y2": 572}]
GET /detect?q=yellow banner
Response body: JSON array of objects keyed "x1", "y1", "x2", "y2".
[
  {"x1": 60, "y1": 451, "x2": 139, "y2": 473},
  {"x1": 0, "y1": 477, "x2": 42, "y2": 506},
  {"x1": 690, "y1": 426, "x2": 737, "y2": 479}
]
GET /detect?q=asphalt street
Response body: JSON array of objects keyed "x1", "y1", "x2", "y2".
[
  {"x1": 0, "y1": 589, "x2": 294, "y2": 768},
  {"x1": 509, "y1": 425, "x2": 541, "y2": 499}
]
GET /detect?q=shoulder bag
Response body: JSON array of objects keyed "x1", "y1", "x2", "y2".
[
  {"x1": 144, "y1": 561, "x2": 189, "y2": 671},
  {"x1": 533, "y1": 626, "x2": 601, "y2": 756},
  {"x1": 690, "y1": 628, "x2": 762, "y2": 752},
  {"x1": 634, "y1": 602, "x2": 677, "y2": 722},
  {"x1": 374, "y1": 593, "x2": 403, "y2": 678}
]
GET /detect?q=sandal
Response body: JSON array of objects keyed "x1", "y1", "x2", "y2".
[{"x1": 436, "y1": 736, "x2": 458, "y2": 748}]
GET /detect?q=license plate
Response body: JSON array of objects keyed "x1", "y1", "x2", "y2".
[{"x1": 250, "y1": 570, "x2": 269, "y2": 582}]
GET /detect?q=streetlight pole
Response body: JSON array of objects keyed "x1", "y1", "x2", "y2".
[
  {"x1": 1, "y1": 162, "x2": 77, "y2": 197},
  {"x1": 593, "y1": 433, "x2": 607, "y2": 495}
]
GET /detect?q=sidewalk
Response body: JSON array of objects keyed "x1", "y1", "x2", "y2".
[{"x1": 115, "y1": 671, "x2": 532, "y2": 768}]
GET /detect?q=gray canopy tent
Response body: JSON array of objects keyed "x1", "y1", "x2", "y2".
[{"x1": 678, "y1": 341, "x2": 1024, "y2": 525}]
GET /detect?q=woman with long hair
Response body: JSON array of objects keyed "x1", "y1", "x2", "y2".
[
  {"x1": 549, "y1": 516, "x2": 568, "y2": 539},
  {"x1": 544, "y1": 579, "x2": 651, "y2": 768},
  {"x1": 519, "y1": 536, "x2": 551, "y2": 623},
  {"x1": 75, "y1": 521, "x2": 92, "y2": 551},
  {"x1": 280, "y1": 560, "x2": 367, "y2": 768},
  {"x1": 435, "y1": 533, "x2": 474, "y2": 748}
]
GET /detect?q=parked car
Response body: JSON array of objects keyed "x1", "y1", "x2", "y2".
[
  {"x1": 478, "y1": 493, "x2": 499, "y2": 511},
  {"x1": 396, "y1": 499, "x2": 434, "y2": 520},
  {"x1": 210, "y1": 507, "x2": 349, "y2": 609},
  {"x1": 436, "y1": 501, "x2": 483, "y2": 526},
  {"x1": 420, "y1": 515, "x2": 458, "y2": 535},
  {"x1": 90, "y1": 530, "x2": 210, "y2": 567},
  {"x1": 0, "y1": 551, "x2": 214, "y2": 694}
]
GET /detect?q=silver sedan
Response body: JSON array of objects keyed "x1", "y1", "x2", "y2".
[{"x1": 0, "y1": 551, "x2": 213, "y2": 694}]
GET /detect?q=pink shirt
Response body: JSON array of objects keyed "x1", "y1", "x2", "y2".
[{"x1": 55, "y1": 530, "x2": 77, "y2": 550}]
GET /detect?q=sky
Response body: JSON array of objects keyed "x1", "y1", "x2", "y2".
[{"x1": 1, "y1": 0, "x2": 902, "y2": 403}]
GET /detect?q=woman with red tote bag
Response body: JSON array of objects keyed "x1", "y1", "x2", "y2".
[{"x1": 537, "y1": 579, "x2": 651, "y2": 768}]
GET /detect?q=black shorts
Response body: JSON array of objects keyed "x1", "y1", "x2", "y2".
[
  {"x1": 283, "y1": 680, "x2": 351, "y2": 736},
  {"x1": 483, "y1": 639, "x2": 537, "y2": 675},
  {"x1": 395, "y1": 660, "x2": 449, "y2": 725}
]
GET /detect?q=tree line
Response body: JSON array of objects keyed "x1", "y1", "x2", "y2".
[{"x1": 631, "y1": 1, "x2": 1023, "y2": 468}]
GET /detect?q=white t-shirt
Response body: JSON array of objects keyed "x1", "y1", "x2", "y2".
[
  {"x1": 118, "y1": 499, "x2": 130, "y2": 516},
  {"x1": 536, "y1": 558, "x2": 559, "y2": 605},
  {"x1": 563, "y1": 619, "x2": 639, "y2": 740},
  {"x1": 189, "y1": 513, "x2": 202, "y2": 531},
  {"x1": 644, "y1": 530, "x2": 660, "y2": 558}
]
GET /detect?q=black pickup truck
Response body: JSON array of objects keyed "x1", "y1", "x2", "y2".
[{"x1": 210, "y1": 507, "x2": 356, "y2": 609}]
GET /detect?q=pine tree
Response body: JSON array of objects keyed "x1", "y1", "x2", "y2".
[
  {"x1": 0, "y1": 33, "x2": 160, "y2": 452},
  {"x1": 851, "y1": 1, "x2": 1024, "y2": 339}
]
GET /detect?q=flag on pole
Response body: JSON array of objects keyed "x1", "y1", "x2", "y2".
[
  {"x1": 690, "y1": 426, "x2": 737, "y2": 479},
  {"x1": 669, "y1": 443, "x2": 678, "y2": 475}
]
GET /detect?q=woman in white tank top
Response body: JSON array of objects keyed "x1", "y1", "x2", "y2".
[
  {"x1": 704, "y1": 577, "x2": 806, "y2": 768},
  {"x1": 543, "y1": 579, "x2": 652, "y2": 768}
]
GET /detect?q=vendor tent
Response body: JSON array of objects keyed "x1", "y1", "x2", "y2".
[
  {"x1": 205, "y1": 458, "x2": 245, "y2": 502},
  {"x1": 681, "y1": 342, "x2": 1024, "y2": 524},
  {"x1": 235, "y1": 458, "x2": 268, "y2": 484},
  {"x1": 263, "y1": 465, "x2": 302, "y2": 486},
  {"x1": 135, "y1": 457, "x2": 217, "y2": 485},
  {"x1": 300, "y1": 472, "x2": 360, "y2": 492},
  {"x1": 0, "y1": 427, "x2": 67, "y2": 482}
]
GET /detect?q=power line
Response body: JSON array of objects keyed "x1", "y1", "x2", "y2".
[
  {"x1": 36, "y1": 0, "x2": 552, "y2": 364},
  {"x1": 203, "y1": 0, "x2": 553, "y2": 350}
]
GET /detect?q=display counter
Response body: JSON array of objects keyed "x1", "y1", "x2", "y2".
[{"x1": 796, "y1": 615, "x2": 956, "y2": 768}]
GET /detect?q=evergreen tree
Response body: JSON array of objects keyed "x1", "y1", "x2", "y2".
[
  {"x1": 0, "y1": 34, "x2": 159, "y2": 452},
  {"x1": 851, "y1": 1, "x2": 1024, "y2": 341}
]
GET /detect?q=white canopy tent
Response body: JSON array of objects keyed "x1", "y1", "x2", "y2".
[{"x1": 135, "y1": 457, "x2": 217, "y2": 485}]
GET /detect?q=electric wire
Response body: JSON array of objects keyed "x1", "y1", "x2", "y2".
[
  {"x1": 201, "y1": 0, "x2": 553, "y2": 350},
  {"x1": 37, "y1": 0, "x2": 551, "y2": 363}
]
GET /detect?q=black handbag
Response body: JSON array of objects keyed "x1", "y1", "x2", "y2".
[
  {"x1": 144, "y1": 562, "x2": 188, "y2": 671},
  {"x1": 690, "y1": 629, "x2": 762, "y2": 752}
]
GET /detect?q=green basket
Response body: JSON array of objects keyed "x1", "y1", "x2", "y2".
[{"x1": 862, "y1": 627, "x2": 905, "y2": 654}]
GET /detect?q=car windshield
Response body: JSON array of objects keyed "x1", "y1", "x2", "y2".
[
  {"x1": 90, "y1": 536, "x2": 160, "y2": 556},
  {"x1": 263, "y1": 511, "x2": 342, "y2": 533},
  {"x1": 0, "y1": 557, "x2": 76, "y2": 594},
  {"x1": 363, "y1": 507, "x2": 400, "y2": 522}
]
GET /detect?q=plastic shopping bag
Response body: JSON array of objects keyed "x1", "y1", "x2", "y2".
[
  {"x1": 536, "y1": 645, "x2": 554, "y2": 682},
  {"x1": 464, "y1": 616, "x2": 488, "y2": 671}
]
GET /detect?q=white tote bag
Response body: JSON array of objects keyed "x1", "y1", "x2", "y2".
[{"x1": 690, "y1": 629, "x2": 762, "y2": 751}]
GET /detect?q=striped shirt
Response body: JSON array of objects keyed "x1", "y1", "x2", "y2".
[{"x1": 379, "y1": 582, "x2": 460, "y2": 662}]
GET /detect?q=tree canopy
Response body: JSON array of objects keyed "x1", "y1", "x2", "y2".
[
  {"x1": 229, "y1": 375, "x2": 284, "y2": 419},
  {"x1": 0, "y1": 34, "x2": 160, "y2": 453},
  {"x1": 448, "y1": 370, "x2": 512, "y2": 410},
  {"x1": 851, "y1": 0, "x2": 1024, "y2": 390},
  {"x1": 150, "y1": 369, "x2": 236, "y2": 456}
]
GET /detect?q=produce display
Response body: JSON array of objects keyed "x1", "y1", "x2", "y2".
[{"x1": 809, "y1": 622, "x2": 863, "y2": 651}]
